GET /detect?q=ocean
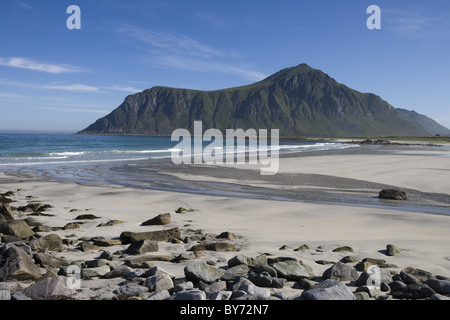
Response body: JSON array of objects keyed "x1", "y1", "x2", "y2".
[{"x1": 0, "y1": 133, "x2": 357, "y2": 169}]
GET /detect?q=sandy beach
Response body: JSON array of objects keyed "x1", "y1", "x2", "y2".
[{"x1": 1, "y1": 144, "x2": 450, "y2": 301}]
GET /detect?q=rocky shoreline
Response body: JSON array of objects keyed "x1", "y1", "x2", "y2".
[{"x1": 1, "y1": 190, "x2": 450, "y2": 301}]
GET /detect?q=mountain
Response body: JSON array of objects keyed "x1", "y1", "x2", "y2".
[
  {"x1": 78, "y1": 64, "x2": 450, "y2": 137},
  {"x1": 396, "y1": 109, "x2": 450, "y2": 136}
]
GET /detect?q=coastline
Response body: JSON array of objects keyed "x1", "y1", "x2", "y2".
[{"x1": 1, "y1": 144, "x2": 449, "y2": 300}]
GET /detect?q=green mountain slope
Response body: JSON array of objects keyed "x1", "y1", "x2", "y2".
[{"x1": 78, "y1": 64, "x2": 450, "y2": 137}]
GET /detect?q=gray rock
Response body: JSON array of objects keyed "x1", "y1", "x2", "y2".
[
  {"x1": 222, "y1": 264, "x2": 249, "y2": 281},
  {"x1": 173, "y1": 281, "x2": 194, "y2": 292},
  {"x1": 184, "y1": 262, "x2": 226, "y2": 284},
  {"x1": 198, "y1": 280, "x2": 227, "y2": 293},
  {"x1": 167, "y1": 289, "x2": 206, "y2": 300},
  {"x1": 209, "y1": 290, "x2": 232, "y2": 300},
  {"x1": 299, "y1": 279, "x2": 355, "y2": 300},
  {"x1": 353, "y1": 291, "x2": 371, "y2": 300},
  {"x1": 114, "y1": 282, "x2": 148, "y2": 297},
  {"x1": 0, "y1": 203, "x2": 14, "y2": 223},
  {"x1": 141, "y1": 213, "x2": 171, "y2": 226},
  {"x1": 232, "y1": 277, "x2": 271, "y2": 299},
  {"x1": 386, "y1": 244, "x2": 402, "y2": 256},
  {"x1": 400, "y1": 267, "x2": 435, "y2": 283},
  {"x1": 0, "y1": 290, "x2": 11, "y2": 300},
  {"x1": 145, "y1": 274, "x2": 174, "y2": 292},
  {"x1": 126, "y1": 239, "x2": 159, "y2": 255},
  {"x1": 430, "y1": 293, "x2": 450, "y2": 300},
  {"x1": 271, "y1": 260, "x2": 315, "y2": 280},
  {"x1": 120, "y1": 227, "x2": 181, "y2": 244},
  {"x1": 103, "y1": 265, "x2": 132, "y2": 279},
  {"x1": 190, "y1": 242, "x2": 236, "y2": 252},
  {"x1": 249, "y1": 272, "x2": 273, "y2": 287},
  {"x1": 425, "y1": 279, "x2": 450, "y2": 295},
  {"x1": 81, "y1": 265, "x2": 111, "y2": 279},
  {"x1": 0, "y1": 246, "x2": 41, "y2": 281},
  {"x1": 146, "y1": 290, "x2": 171, "y2": 300},
  {"x1": 378, "y1": 189, "x2": 407, "y2": 200},
  {"x1": 355, "y1": 267, "x2": 393, "y2": 286},
  {"x1": 228, "y1": 254, "x2": 267, "y2": 268},
  {"x1": 11, "y1": 291, "x2": 32, "y2": 300},
  {"x1": 322, "y1": 262, "x2": 358, "y2": 281},
  {"x1": 0, "y1": 220, "x2": 34, "y2": 239},
  {"x1": 34, "y1": 252, "x2": 69, "y2": 268},
  {"x1": 22, "y1": 276, "x2": 75, "y2": 300},
  {"x1": 1, "y1": 242, "x2": 32, "y2": 257}
]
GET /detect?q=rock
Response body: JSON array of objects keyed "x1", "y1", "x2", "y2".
[
  {"x1": 77, "y1": 241, "x2": 100, "y2": 252},
  {"x1": 378, "y1": 189, "x2": 407, "y2": 200},
  {"x1": 386, "y1": 244, "x2": 402, "y2": 256},
  {"x1": 355, "y1": 285, "x2": 384, "y2": 298},
  {"x1": 32, "y1": 225, "x2": 53, "y2": 233},
  {"x1": 355, "y1": 267, "x2": 393, "y2": 286},
  {"x1": 81, "y1": 265, "x2": 111, "y2": 279},
  {"x1": 103, "y1": 265, "x2": 132, "y2": 279},
  {"x1": 145, "y1": 274, "x2": 174, "y2": 292},
  {"x1": 248, "y1": 272, "x2": 273, "y2": 287},
  {"x1": 0, "y1": 246, "x2": 41, "y2": 281},
  {"x1": 0, "y1": 220, "x2": 34, "y2": 239},
  {"x1": 97, "y1": 220, "x2": 124, "y2": 227},
  {"x1": 173, "y1": 281, "x2": 194, "y2": 292},
  {"x1": 175, "y1": 207, "x2": 192, "y2": 214},
  {"x1": 216, "y1": 231, "x2": 237, "y2": 239},
  {"x1": 125, "y1": 239, "x2": 159, "y2": 255},
  {"x1": 146, "y1": 290, "x2": 171, "y2": 300},
  {"x1": 0, "y1": 290, "x2": 11, "y2": 300},
  {"x1": 114, "y1": 282, "x2": 148, "y2": 297},
  {"x1": 124, "y1": 255, "x2": 173, "y2": 268},
  {"x1": 74, "y1": 214, "x2": 100, "y2": 220},
  {"x1": 22, "y1": 276, "x2": 75, "y2": 300},
  {"x1": 228, "y1": 254, "x2": 267, "y2": 268},
  {"x1": 171, "y1": 252, "x2": 196, "y2": 262},
  {"x1": 11, "y1": 291, "x2": 32, "y2": 300},
  {"x1": 294, "y1": 244, "x2": 310, "y2": 251},
  {"x1": 232, "y1": 277, "x2": 271, "y2": 299},
  {"x1": 63, "y1": 222, "x2": 81, "y2": 230},
  {"x1": 0, "y1": 203, "x2": 14, "y2": 223},
  {"x1": 271, "y1": 260, "x2": 315, "y2": 280},
  {"x1": 190, "y1": 242, "x2": 236, "y2": 252},
  {"x1": 184, "y1": 262, "x2": 226, "y2": 284},
  {"x1": 209, "y1": 291, "x2": 232, "y2": 300},
  {"x1": 332, "y1": 246, "x2": 354, "y2": 253},
  {"x1": 198, "y1": 280, "x2": 227, "y2": 293},
  {"x1": 430, "y1": 293, "x2": 450, "y2": 300},
  {"x1": 141, "y1": 213, "x2": 171, "y2": 226},
  {"x1": 222, "y1": 264, "x2": 250, "y2": 281},
  {"x1": 400, "y1": 267, "x2": 435, "y2": 284},
  {"x1": 322, "y1": 262, "x2": 359, "y2": 281},
  {"x1": 34, "y1": 252, "x2": 69, "y2": 268},
  {"x1": 1, "y1": 235, "x2": 22, "y2": 243},
  {"x1": 299, "y1": 279, "x2": 355, "y2": 300},
  {"x1": 353, "y1": 291, "x2": 371, "y2": 300},
  {"x1": 28, "y1": 234, "x2": 64, "y2": 252},
  {"x1": 91, "y1": 237, "x2": 122, "y2": 247},
  {"x1": 391, "y1": 283, "x2": 436, "y2": 299},
  {"x1": 340, "y1": 256, "x2": 360, "y2": 263},
  {"x1": 355, "y1": 258, "x2": 387, "y2": 271},
  {"x1": 253, "y1": 263, "x2": 278, "y2": 277},
  {"x1": 426, "y1": 279, "x2": 450, "y2": 294},
  {"x1": 1, "y1": 242, "x2": 32, "y2": 257},
  {"x1": 167, "y1": 289, "x2": 206, "y2": 300},
  {"x1": 120, "y1": 227, "x2": 181, "y2": 243}
]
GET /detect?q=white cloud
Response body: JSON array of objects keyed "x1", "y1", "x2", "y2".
[
  {"x1": 157, "y1": 56, "x2": 267, "y2": 82},
  {"x1": 43, "y1": 84, "x2": 100, "y2": 92},
  {"x1": 0, "y1": 57, "x2": 87, "y2": 74},
  {"x1": 105, "y1": 85, "x2": 143, "y2": 93}
]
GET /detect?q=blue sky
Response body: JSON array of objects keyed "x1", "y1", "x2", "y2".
[{"x1": 1, "y1": 0, "x2": 449, "y2": 133}]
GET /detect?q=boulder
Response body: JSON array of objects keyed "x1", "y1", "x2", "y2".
[
  {"x1": 271, "y1": 260, "x2": 315, "y2": 280},
  {"x1": 0, "y1": 203, "x2": 14, "y2": 223},
  {"x1": 0, "y1": 220, "x2": 34, "y2": 239},
  {"x1": 167, "y1": 290, "x2": 206, "y2": 300},
  {"x1": 28, "y1": 234, "x2": 64, "y2": 252},
  {"x1": 426, "y1": 279, "x2": 450, "y2": 295},
  {"x1": 120, "y1": 227, "x2": 181, "y2": 243},
  {"x1": 299, "y1": 279, "x2": 355, "y2": 300},
  {"x1": 74, "y1": 214, "x2": 100, "y2": 220},
  {"x1": 184, "y1": 262, "x2": 226, "y2": 284},
  {"x1": 126, "y1": 239, "x2": 159, "y2": 255},
  {"x1": 332, "y1": 246, "x2": 354, "y2": 253},
  {"x1": 190, "y1": 242, "x2": 236, "y2": 252},
  {"x1": 216, "y1": 231, "x2": 237, "y2": 240},
  {"x1": 22, "y1": 276, "x2": 75, "y2": 300},
  {"x1": 0, "y1": 246, "x2": 41, "y2": 281},
  {"x1": 145, "y1": 274, "x2": 174, "y2": 292},
  {"x1": 146, "y1": 290, "x2": 171, "y2": 300},
  {"x1": 222, "y1": 264, "x2": 249, "y2": 281},
  {"x1": 378, "y1": 189, "x2": 407, "y2": 200},
  {"x1": 355, "y1": 258, "x2": 386, "y2": 271},
  {"x1": 81, "y1": 265, "x2": 111, "y2": 279},
  {"x1": 103, "y1": 265, "x2": 132, "y2": 279},
  {"x1": 228, "y1": 254, "x2": 267, "y2": 268},
  {"x1": 386, "y1": 244, "x2": 402, "y2": 256},
  {"x1": 114, "y1": 282, "x2": 148, "y2": 297},
  {"x1": 33, "y1": 252, "x2": 69, "y2": 268},
  {"x1": 322, "y1": 262, "x2": 359, "y2": 281},
  {"x1": 141, "y1": 213, "x2": 171, "y2": 226}
]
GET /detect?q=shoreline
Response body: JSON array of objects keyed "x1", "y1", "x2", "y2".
[{"x1": 1, "y1": 144, "x2": 450, "y2": 300}]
